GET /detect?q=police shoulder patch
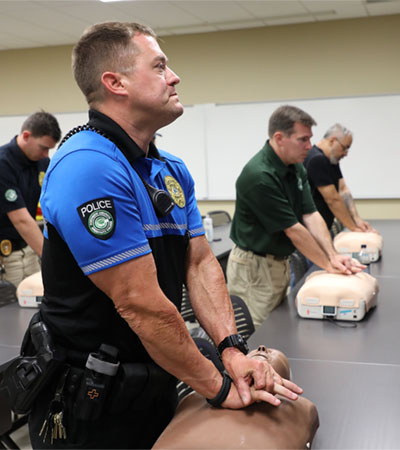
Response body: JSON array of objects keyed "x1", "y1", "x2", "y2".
[{"x1": 77, "y1": 197, "x2": 116, "y2": 240}]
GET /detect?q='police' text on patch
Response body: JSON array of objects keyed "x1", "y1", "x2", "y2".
[{"x1": 77, "y1": 197, "x2": 116, "y2": 240}]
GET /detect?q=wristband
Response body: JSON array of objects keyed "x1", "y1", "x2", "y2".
[{"x1": 206, "y1": 371, "x2": 232, "y2": 408}]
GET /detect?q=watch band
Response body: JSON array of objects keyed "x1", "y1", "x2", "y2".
[
  {"x1": 217, "y1": 334, "x2": 249, "y2": 358},
  {"x1": 206, "y1": 371, "x2": 232, "y2": 408}
]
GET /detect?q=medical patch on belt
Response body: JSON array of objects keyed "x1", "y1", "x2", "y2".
[{"x1": 77, "y1": 197, "x2": 116, "y2": 240}]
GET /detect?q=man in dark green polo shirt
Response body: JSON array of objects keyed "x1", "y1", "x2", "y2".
[{"x1": 227, "y1": 105, "x2": 364, "y2": 328}]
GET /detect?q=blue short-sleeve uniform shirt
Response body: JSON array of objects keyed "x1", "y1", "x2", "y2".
[{"x1": 39, "y1": 110, "x2": 204, "y2": 361}]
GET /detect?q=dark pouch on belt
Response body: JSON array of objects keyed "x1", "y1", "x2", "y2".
[
  {"x1": 0, "y1": 312, "x2": 63, "y2": 414},
  {"x1": 108, "y1": 363, "x2": 175, "y2": 414}
]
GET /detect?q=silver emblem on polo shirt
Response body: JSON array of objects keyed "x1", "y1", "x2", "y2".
[{"x1": 297, "y1": 177, "x2": 303, "y2": 191}]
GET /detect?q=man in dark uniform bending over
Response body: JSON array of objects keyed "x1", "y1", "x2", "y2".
[{"x1": 0, "y1": 112, "x2": 61, "y2": 287}]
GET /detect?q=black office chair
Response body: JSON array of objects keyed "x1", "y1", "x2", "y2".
[
  {"x1": 289, "y1": 250, "x2": 310, "y2": 286},
  {"x1": 0, "y1": 280, "x2": 17, "y2": 308},
  {"x1": 0, "y1": 385, "x2": 27, "y2": 450},
  {"x1": 176, "y1": 336, "x2": 223, "y2": 402},
  {"x1": 180, "y1": 286, "x2": 196, "y2": 323},
  {"x1": 230, "y1": 295, "x2": 255, "y2": 341},
  {"x1": 0, "y1": 388, "x2": 12, "y2": 444},
  {"x1": 207, "y1": 210, "x2": 232, "y2": 227},
  {"x1": 193, "y1": 337, "x2": 224, "y2": 372},
  {"x1": 330, "y1": 218, "x2": 345, "y2": 238},
  {"x1": 176, "y1": 379, "x2": 194, "y2": 403}
]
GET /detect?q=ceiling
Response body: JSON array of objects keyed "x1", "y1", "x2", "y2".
[{"x1": 0, "y1": 0, "x2": 400, "y2": 51}]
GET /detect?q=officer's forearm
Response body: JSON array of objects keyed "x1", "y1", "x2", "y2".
[
  {"x1": 7, "y1": 208, "x2": 44, "y2": 256},
  {"x1": 88, "y1": 255, "x2": 224, "y2": 400},
  {"x1": 126, "y1": 295, "x2": 223, "y2": 398},
  {"x1": 185, "y1": 235, "x2": 237, "y2": 347}
]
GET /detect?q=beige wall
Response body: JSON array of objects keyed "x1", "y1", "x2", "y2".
[
  {"x1": 1, "y1": 14, "x2": 399, "y2": 218},
  {"x1": 162, "y1": 15, "x2": 400, "y2": 105}
]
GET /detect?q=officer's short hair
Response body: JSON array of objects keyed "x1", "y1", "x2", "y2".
[
  {"x1": 268, "y1": 105, "x2": 317, "y2": 138},
  {"x1": 72, "y1": 22, "x2": 157, "y2": 106},
  {"x1": 21, "y1": 111, "x2": 61, "y2": 142}
]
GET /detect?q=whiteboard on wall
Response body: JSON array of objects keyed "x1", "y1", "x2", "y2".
[
  {"x1": 159, "y1": 104, "x2": 209, "y2": 199},
  {"x1": 1, "y1": 94, "x2": 399, "y2": 199},
  {"x1": 160, "y1": 94, "x2": 400, "y2": 200},
  {"x1": 0, "y1": 111, "x2": 89, "y2": 159}
]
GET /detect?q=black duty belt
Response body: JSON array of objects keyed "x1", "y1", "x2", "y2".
[{"x1": 238, "y1": 246, "x2": 289, "y2": 261}]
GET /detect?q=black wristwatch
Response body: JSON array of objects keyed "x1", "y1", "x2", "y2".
[{"x1": 217, "y1": 334, "x2": 249, "y2": 359}]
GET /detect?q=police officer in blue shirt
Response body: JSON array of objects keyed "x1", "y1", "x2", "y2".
[
  {"x1": 0, "y1": 111, "x2": 61, "y2": 287},
  {"x1": 28, "y1": 22, "x2": 303, "y2": 449}
]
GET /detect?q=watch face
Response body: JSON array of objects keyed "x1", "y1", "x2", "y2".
[
  {"x1": 238, "y1": 336, "x2": 249, "y2": 353},
  {"x1": 218, "y1": 334, "x2": 249, "y2": 356}
]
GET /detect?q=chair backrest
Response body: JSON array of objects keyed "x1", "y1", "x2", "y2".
[
  {"x1": 289, "y1": 250, "x2": 309, "y2": 286},
  {"x1": 180, "y1": 286, "x2": 196, "y2": 323},
  {"x1": 193, "y1": 337, "x2": 224, "y2": 372},
  {"x1": 330, "y1": 218, "x2": 345, "y2": 238},
  {"x1": 0, "y1": 384, "x2": 12, "y2": 436},
  {"x1": 207, "y1": 210, "x2": 232, "y2": 227},
  {"x1": 176, "y1": 336, "x2": 223, "y2": 402},
  {"x1": 230, "y1": 295, "x2": 255, "y2": 341},
  {"x1": 176, "y1": 380, "x2": 194, "y2": 403},
  {"x1": 0, "y1": 280, "x2": 17, "y2": 308}
]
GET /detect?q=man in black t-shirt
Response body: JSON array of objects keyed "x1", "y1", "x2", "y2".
[{"x1": 303, "y1": 123, "x2": 375, "y2": 232}]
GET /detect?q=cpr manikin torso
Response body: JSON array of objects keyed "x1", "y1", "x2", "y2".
[
  {"x1": 16, "y1": 271, "x2": 43, "y2": 308},
  {"x1": 296, "y1": 270, "x2": 378, "y2": 321},
  {"x1": 153, "y1": 346, "x2": 319, "y2": 449},
  {"x1": 334, "y1": 231, "x2": 383, "y2": 262}
]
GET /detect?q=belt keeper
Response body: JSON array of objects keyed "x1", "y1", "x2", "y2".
[{"x1": 206, "y1": 371, "x2": 232, "y2": 408}]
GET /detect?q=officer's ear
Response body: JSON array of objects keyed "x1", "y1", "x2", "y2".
[
  {"x1": 101, "y1": 71, "x2": 128, "y2": 98},
  {"x1": 21, "y1": 130, "x2": 32, "y2": 143}
]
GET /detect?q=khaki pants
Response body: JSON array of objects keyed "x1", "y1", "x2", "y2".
[
  {"x1": 227, "y1": 245, "x2": 290, "y2": 329},
  {"x1": 2, "y1": 246, "x2": 40, "y2": 288}
]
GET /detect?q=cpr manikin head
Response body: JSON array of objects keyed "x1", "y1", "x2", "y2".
[
  {"x1": 153, "y1": 346, "x2": 319, "y2": 450},
  {"x1": 248, "y1": 345, "x2": 291, "y2": 380}
]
